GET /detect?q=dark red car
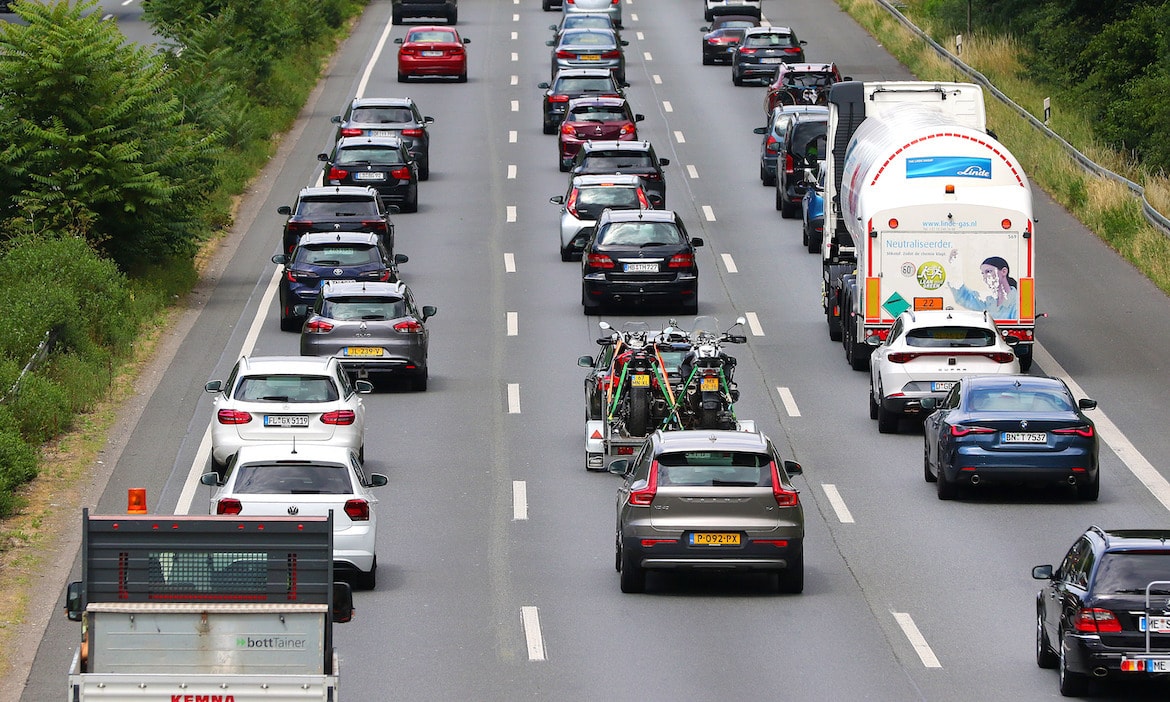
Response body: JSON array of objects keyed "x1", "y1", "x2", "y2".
[
  {"x1": 557, "y1": 97, "x2": 643, "y2": 171},
  {"x1": 763, "y1": 63, "x2": 845, "y2": 114},
  {"x1": 394, "y1": 26, "x2": 470, "y2": 82}
]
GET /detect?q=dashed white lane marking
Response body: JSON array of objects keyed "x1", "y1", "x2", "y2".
[
  {"x1": 504, "y1": 253, "x2": 516, "y2": 272},
  {"x1": 507, "y1": 164, "x2": 517, "y2": 179},
  {"x1": 631, "y1": 12, "x2": 638, "y2": 20},
  {"x1": 720, "y1": 253, "x2": 737, "y2": 273},
  {"x1": 513, "y1": 481, "x2": 528, "y2": 520},
  {"x1": 662, "y1": 101, "x2": 673, "y2": 112},
  {"x1": 509, "y1": 130, "x2": 517, "y2": 143},
  {"x1": 510, "y1": 75, "x2": 518, "y2": 86},
  {"x1": 674, "y1": 130, "x2": 685, "y2": 143},
  {"x1": 636, "y1": 31, "x2": 644, "y2": 40},
  {"x1": 121, "y1": 0, "x2": 132, "y2": 5},
  {"x1": 510, "y1": 100, "x2": 519, "y2": 112},
  {"x1": 745, "y1": 312, "x2": 764, "y2": 336},
  {"x1": 511, "y1": 52, "x2": 518, "y2": 61},
  {"x1": 508, "y1": 384, "x2": 521, "y2": 414},
  {"x1": 1035, "y1": 343, "x2": 1170, "y2": 511},
  {"x1": 778, "y1": 386, "x2": 801, "y2": 417},
  {"x1": 511, "y1": 31, "x2": 518, "y2": 40},
  {"x1": 687, "y1": 164, "x2": 699, "y2": 179},
  {"x1": 821, "y1": 484, "x2": 854, "y2": 523},
  {"x1": 643, "y1": 51, "x2": 652, "y2": 61},
  {"x1": 513, "y1": 13, "x2": 519, "y2": 21},
  {"x1": 702, "y1": 205, "x2": 715, "y2": 221},
  {"x1": 521, "y1": 607, "x2": 546, "y2": 661},
  {"x1": 652, "y1": 74, "x2": 662, "y2": 84},
  {"x1": 506, "y1": 311, "x2": 518, "y2": 336},
  {"x1": 506, "y1": 206, "x2": 517, "y2": 222},
  {"x1": 893, "y1": 613, "x2": 942, "y2": 668}
]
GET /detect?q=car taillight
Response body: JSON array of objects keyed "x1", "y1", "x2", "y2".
[
  {"x1": 401, "y1": 128, "x2": 423, "y2": 137},
  {"x1": 549, "y1": 94, "x2": 570, "y2": 103},
  {"x1": 344, "y1": 499, "x2": 370, "y2": 521},
  {"x1": 765, "y1": 135, "x2": 780, "y2": 154},
  {"x1": 611, "y1": 0, "x2": 619, "y2": 4},
  {"x1": 619, "y1": 123, "x2": 635, "y2": 136},
  {"x1": 565, "y1": 188, "x2": 580, "y2": 217},
  {"x1": 1053, "y1": 425, "x2": 1095, "y2": 438},
  {"x1": 770, "y1": 462, "x2": 799, "y2": 506},
  {"x1": 556, "y1": 50, "x2": 575, "y2": 59},
  {"x1": 390, "y1": 166, "x2": 411, "y2": 179},
  {"x1": 668, "y1": 253, "x2": 694, "y2": 268},
  {"x1": 288, "y1": 221, "x2": 314, "y2": 232},
  {"x1": 328, "y1": 167, "x2": 348, "y2": 180},
  {"x1": 217, "y1": 409, "x2": 252, "y2": 425},
  {"x1": 339, "y1": 128, "x2": 362, "y2": 137},
  {"x1": 1075, "y1": 608, "x2": 1121, "y2": 633},
  {"x1": 629, "y1": 460, "x2": 659, "y2": 506},
  {"x1": 885, "y1": 352, "x2": 916, "y2": 363},
  {"x1": 362, "y1": 220, "x2": 387, "y2": 233},
  {"x1": 986, "y1": 352, "x2": 1016, "y2": 363},
  {"x1": 216, "y1": 498, "x2": 243, "y2": 516},
  {"x1": 785, "y1": 152, "x2": 794, "y2": 174},
  {"x1": 641, "y1": 172, "x2": 661, "y2": 180},
  {"x1": 449, "y1": 46, "x2": 464, "y2": 56},
  {"x1": 586, "y1": 253, "x2": 615, "y2": 269},
  {"x1": 950, "y1": 425, "x2": 996, "y2": 437},
  {"x1": 399, "y1": 46, "x2": 417, "y2": 56},
  {"x1": 783, "y1": 47, "x2": 802, "y2": 54},
  {"x1": 738, "y1": 48, "x2": 757, "y2": 55},
  {"x1": 321, "y1": 410, "x2": 356, "y2": 426},
  {"x1": 561, "y1": 122, "x2": 576, "y2": 136},
  {"x1": 636, "y1": 189, "x2": 649, "y2": 208},
  {"x1": 288, "y1": 269, "x2": 318, "y2": 282},
  {"x1": 394, "y1": 320, "x2": 423, "y2": 333},
  {"x1": 601, "y1": 50, "x2": 621, "y2": 59},
  {"x1": 304, "y1": 319, "x2": 334, "y2": 333}
]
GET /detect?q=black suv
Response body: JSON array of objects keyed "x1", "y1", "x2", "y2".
[
  {"x1": 1033, "y1": 527, "x2": 1170, "y2": 696},
  {"x1": 568, "y1": 140, "x2": 670, "y2": 207},
  {"x1": 392, "y1": 0, "x2": 456, "y2": 25},
  {"x1": 332, "y1": 97, "x2": 434, "y2": 180},
  {"x1": 731, "y1": 26, "x2": 807, "y2": 86},
  {"x1": 776, "y1": 113, "x2": 827, "y2": 219},
  {"x1": 277, "y1": 186, "x2": 396, "y2": 255}
]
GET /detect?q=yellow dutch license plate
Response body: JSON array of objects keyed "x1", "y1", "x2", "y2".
[
  {"x1": 581, "y1": 54, "x2": 601, "y2": 60},
  {"x1": 690, "y1": 532, "x2": 740, "y2": 546},
  {"x1": 630, "y1": 374, "x2": 650, "y2": 387},
  {"x1": 345, "y1": 347, "x2": 384, "y2": 357},
  {"x1": 700, "y1": 377, "x2": 719, "y2": 391}
]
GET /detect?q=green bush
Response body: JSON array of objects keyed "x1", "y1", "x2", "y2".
[{"x1": 0, "y1": 425, "x2": 38, "y2": 518}]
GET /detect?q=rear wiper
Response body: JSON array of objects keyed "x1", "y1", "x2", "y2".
[
  {"x1": 314, "y1": 259, "x2": 341, "y2": 265},
  {"x1": 259, "y1": 395, "x2": 290, "y2": 402}
]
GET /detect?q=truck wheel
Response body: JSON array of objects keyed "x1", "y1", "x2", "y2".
[
  {"x1": 619, "y1": 545, "x2": 645, "y2": 593},
  {"x1": 627, "y1": 387, "x2": 650, "y2": 436},
  {"x1": 827, "y1": 305, "x2": 842, "y2": 341},
  {"x1": 877, "y1": 405, "x2": 899, "y2": 434},
  {"x1": 849, "y1": 343, "x2": 869, "y2": 371}
]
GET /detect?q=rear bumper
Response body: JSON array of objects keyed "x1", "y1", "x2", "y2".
[
  {"x1": 583, "y1": 277, "x2": 697, "y2": 306},
  {"x1": 1063, "y1": 632, "x2": 1170, "y2": 677},
  {"x1": 624, "y1": 534, "x2": 802, "y2": 572}
]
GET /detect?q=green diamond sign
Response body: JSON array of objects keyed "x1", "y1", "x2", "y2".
[{"x1": 883, "y1": 292, "x2": 910, "y2": 318}]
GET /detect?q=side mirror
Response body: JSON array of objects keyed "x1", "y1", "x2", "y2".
[
  {"x1": 65, "y1": 581, "x2": 83, "y2": 621},
  {"x1": 734, "y1": 316, "x2": 747, "y2": 328},
  {"x1": 317, "y1": 153, "x2": 328, "y2": 162},
  {"x1": 393, "y1": 37, "x2": 403, "y2": 44},
  {"x1": 659, "y1": 158, "x2": 670, "y2": 166},
  {"x1": 204, "y1": 380, "x2": 223, "y2": 393},
  {"x1": 578, "y1": 355, "x2": 595, "y2": 368},
  {"x1": 332, "y1": 582, "x2": 355, "y2": 623},
  {"x1": 271, "y1": 253, "x2": 288, "y2": 265},
  {"x1": 800, "y1": 39, "x2": 808, "y2": 45},
  {"x1": 394, "y1": 253, "x2": 409, "y2": 264},
  {"x1": 386, "y1": 205, "x2": 401, "y2": 215},
  {"x1": 1078, "y1": 398, "x2": 1098, "y2": 410},
  {"x1": 549, "y1": 24, "x2": 557, "y2": 31},
  {"x1": 608, "y1": 459, "x2": 630, "y2": 476},
  {"x1": 367, "y1": 473, "x2": 389, "y2": 488},
  {"x1": 864, "y1": 334, "x2": 882, "y2": 347},
  {"x1": 550, "y1": 195, "x2": 565, "y2": 204},
  {"x1": 199, "y1": 472, "x2": 222, "y2": 487},
  {"x1": 421, "y1": 305, "x2": 438, "y2": 321},
  {"x1": 546, "y1": 40, "x2": 554, "y2": 46},
  {"x1": 355, "y1": 380, "x2": 374, "y2": 394},
  {"x1": 331, "y1": 115, "x2": 342, "y2": 124},
  {"x1": 920, "y1": 397, "x2": 937, "y2": 411},
  {"x1": 635, "y1": 114, "x2": 645, "y2": 122},
  {"x1": 538, "y1": 82, "x2": 551, "y2": 89},
  {"x1": 691, "y1": 237, "x2": 704, "y2": 247},
  {"x1": 621, "y1": 81, "x2": 630, "y2": 88},
  {"x1": 620, "y1": 40, "x2": 629, "y2": 46},
  {"x1": 843, "y1": 76, "x2": 853, "y2": 81},
  {"x1": 598, "y1": 321, "x2": 613, "y2": 332},
  {"x1": 293, "y1": 304, "x2": 308, "y2": 317},
  {"x1": 753, "y1": 126, "x2": 767, "y2": 135},
  {"x1": 424, "y1": 116, "x2": 435, "y2": 124},
  {"x1": 1032, "y1": 565, "x2": 1054, "y2": 580},
  {"x1": 276, "y1": 205, "x2": 291, "y2": 215},
  {"x1": 783, "y1": 460, "x2": 802, "y2": 477},
  {"x1": 462, "y1": 38, "x2": 470, "y2": 44},
  {"x1": 700, "y1": 26, "x2": 711, "y2": 32}
]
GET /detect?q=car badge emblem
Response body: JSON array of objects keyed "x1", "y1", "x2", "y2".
[
  {"x1": 287, "y1": 506, "x2": 299, "y2": 515},
  {"x1": 333, "y1": 268, "x2": 343, "y2": 276},
  {"x1": 333, "y1": 223, "x2": 341, "y2": 230},
  {"x1": 1020, "y1": 420, "x2": 1028, "y2": 430}
]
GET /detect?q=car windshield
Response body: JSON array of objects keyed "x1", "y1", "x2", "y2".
[
  {"x1": 967, "y1": 389, "x2": 1074, "y2": 412},
  {"x1": 581, "y1": 152, "x2": 653, "y2": 169},
  {"x1": 408, "y1": 30, "x2": 457, "y2": 43},
  {"x1": 555, "y1": 77, "x2": 615, "y2": 93},
  {"x1": 350, "y1": 106, "x2": 414, "y2": 125},
  {"x1": 569, "y1": 106, "x2": 628, "y2": 121},
  {"x1": 656, "y1": 451, "x2": 774, "y2": 487},
  {"x1": 787, "y1": 73, "x2": 834, "y2": 87},
  {"x1": 321, "y1": 295, "x2": 407, "y2": 321},
  {"x1": 562, "y1": 30, "x2": 615, "y2": 47},
  {"x1": 232, "y1": 463, "x2": 354, "y2": 495},
  {"x1": 577, "y1": 187, "x2": 641, "y2": 209},
  {"x1": 745, "y1": 33, "x2": 796, "y2": 48},
  {"x1": 334, "y1": 147, "x2": 405, "y2": 166},
  {"x1": 598, "y1": 222, "x2": 682, "y2": 246},
  {"x1": 295, "y1": 197, "x2": 379, "y2": 217},
  {"x1": 234, "y1": 375, "x2": 340, "y2": 403},
  {"x1": 905, "y1": 326, "x2": 996, "y2": 348},
  {"x1": 293, "y1": 244, "x2": 380, "y2": 267},
  {"x1": 1092, "y1": 552, "x2": 1170, "y2": 595}
]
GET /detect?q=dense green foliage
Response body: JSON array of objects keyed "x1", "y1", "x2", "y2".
[{"x1": 916, "y1": 0, "x2": 1170, "y2": 173}]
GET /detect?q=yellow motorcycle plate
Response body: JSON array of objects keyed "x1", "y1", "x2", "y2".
[
  {"x1": 700, "y1": 377, "x2": 719, "y2": 391},
  {"x1": 631, "y1": 374, "x2": 650, "y2": 387}
]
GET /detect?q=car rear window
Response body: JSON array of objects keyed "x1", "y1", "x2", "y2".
[
  {"x1": 350, "y1": 107, "x2": 414, "y2": 124},
  {"x1": 555, "y1": 77, "x2": 615, "y2": 93},
  {"x1": 569, "y1": 105, "x2": 629, "y2": 121},
  {"x1": 905, "y1": 326, "x2": 996, "y2": 348},
  {"x1": 234, "y1": 375, "x2": 340, "y2": 403},
  {"x1": 408, "y1": 30, "x2": 457, "y2": 43},
  {"x1": 563, "y1": 30, "x2": 614, "y2": 46},
  {"x1": 232, "y1": 463, "x2": 354, "y2": 495},
  {"x1": 581, "y1": 152, "x2": 653, "y2": 170},
  {"x1": 656, "y1": 451, "x2": 774, "y2": 487},
  {"x1": 1092, "y1": 552, "x2": 1170, "y2": 595},
  {"x1": 295, "y1": 197, "x2": 379, "y2": 217},
  {"x1": 967, "y1": 389, "x2": 1074, "y2": 412},
  {"x1": 786, "y1": 73, "x2": 835, "y2": 87},
  {"x1": 577, "y1": 186, "x2": 641, "y2": 209},
  {"x1": 321, "y1": 296, "x2": 407, "y2": 321},
  {"x1": 745, "y1": 32, "x2": 796, "y2": 48},
  {"x1": 294, "y1": 244, "x2": 380, "y2": 267},
  {"x1": 335, "y1": 147, "x2": 405, "y2": 166},
  {"x1": 597, "y1": 222, "x2": 683, "y2": 246}
]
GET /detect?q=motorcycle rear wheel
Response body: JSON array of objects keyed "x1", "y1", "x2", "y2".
[{"x1": 627, "y1": 387, "x2": 650, "y2": 436}]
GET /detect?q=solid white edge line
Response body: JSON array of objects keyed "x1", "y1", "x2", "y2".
[
  {"x1": 720, "y1": 253, "x2": 738, "y2": 274},
  {"x1": 892, "y1": 612, "x2": 942, "y2": 668},
  {"x1": 1034, "y1": 343, "x2": 1170, "y2": 510},
  {"x1": 513, "y1": 480, "x2": 528, "y2": 520},
  {"x1": 821, "y1": 484, "x2": 853, "y2": 523},
  {"x1": 507, "y1": 383, "x2": 521, "y2": 414},
  {"x1": 777, "y1": 386, "x2": 801, "y2": 418},
  {"x1": 355, "y1": 14, "x2": 396, "y2": 99},
  {"x1": 745, "y1": 312, "x2": 764, "y2": 336},
  {"x1": 521, "y1": 606, "x2": 546, "y2": 661},
  {"x1": 702, "y1": 205, "x2": 715, "y2": 221},
  {"x1": 504, "y1": 253, "x2": 516, "y2": 272},
  {"x1": 687, "y1": 164, "x2": 699, "y2": 179},
  {"x1": 506, "y1": 205, "x2": 517, "y2": 223},
  {"x1": 506, "y1": 311, "x2": 518, "y2": 336}
]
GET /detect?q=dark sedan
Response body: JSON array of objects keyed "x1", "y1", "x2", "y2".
[
  {"x1": 331, "y1": 97, "x2": 433, "y2": 180},
  {"x1": 731, "y1": 27, "x2": 807, "y2": 86},
  {"x1": 538, "y1": 68, "x2": 627, "y2": 135},
  {"x1": 318, "y1": 136, "x2": 418, "y2": 213},
  {"x1": 568, "y1": 140, "x2": 670, "y2": 207},
  {"x1": 921, "y1": 375, "x2": 1100, "y2": 500},
  {"x1": 581, "y1": 209, "x2": 703, "y2": 315},
  {"x1": 700, "y1": 14, "x2": 759, "y2": 65}
]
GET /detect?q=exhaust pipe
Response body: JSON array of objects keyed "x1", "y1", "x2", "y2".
[
  {"x1": 1093, "y1": 667, "x2": 1108, "y2": 677},
  {"x1": 1067, "y1": 475, "x2": 1078, "y2": 486},
  {"x1": 970, "y1": 475, "x2": 980, "y2": 486}
]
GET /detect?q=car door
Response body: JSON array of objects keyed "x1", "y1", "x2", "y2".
[
  {"x1": 924, "y1": 381, "x2": 960, "y2": 471},
  {"x1": 1045, "y1": 537, "x2": 1093, "y2": 643}
]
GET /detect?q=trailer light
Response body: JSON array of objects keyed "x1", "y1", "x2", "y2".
[
  {"x1": 945, "y1": 184, "x2": 955, "y2": 194},
  {"x1": 1001, "y1": 218, "x2": 1012, "y2": 229},
  {"x1": 888, "y1": 218, "x2": 899, "y2": 229}
]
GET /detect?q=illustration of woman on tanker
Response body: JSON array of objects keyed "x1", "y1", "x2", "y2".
[{"x1": 947, "y1": 252, "x2": 1018, "y2": 319}]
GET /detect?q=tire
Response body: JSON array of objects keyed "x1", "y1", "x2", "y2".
[
  {"x1": 802, "y1": 223, "x2": 809, "y2": 247},
  {"x1": 698, "y1": 406, "x2": 720, "y2": 430},
  {"x1": 936, "y1": 466, "x2": 959, "y2": 500},
  {"x1": 560, "y1": 245, "x2": 574, "y2": 262},
  {"x1": 923, "y1": 441, "x2": 937, "y2": 482},
  {"x1": 1019, "y1": 356, "x2": 1033, "y2": 372},
  {"x1": 391, "y1": 10, "x2": 402, "y2": 25},
  {"x1": 827, "y1": 298, "x2": 843, "y2": 341},
  {"x1": 543, "y1": 120, "x2": 556, "y2": 135},
  {"x1": 702, "y1": 53, "x2": 713, "y2": 66},
  {"x1": 762, "y1": 168, "x2": 776, "y2": 187},
  {"x1": 807, "y1": 227, "x2": 821, "y2": 254},
  {"x1": 774, "y1": 185, "x2": 784, "y2": 211},
  {"x1": 877, "y1": 404, "x2": 899, "y2": 434},
  {"x1": 558, "y1": 155, "x2": 569, "y2": 172},
  {"x1": 619, "y1": 544, "x2": 646, "y2": 593},
  {"x1": 1058, "y1": 632, "x2": 1089, "y2": 696},
  {"x1": 457, "y1": 72, "x2": 467, "y2": 83},
  {"x1": 354, "y1": 557, "x2": 377, "y2": 591},
  {"x1": 627, "y1": 387, "x2": 650, "y2": 436},
  {"x1": 397, "y1": 71, "x2": 407, "y2": 83},
  {"x1": 542, "y1": 0, "x2": 551, "y2": 9},
  {"x1": 776, "y1": 546, "x2": 803, "y2": 594},
  {"x1": 780, "y1": 194, "x2": 798, "y2": 219},
  {"x1": 410, "y1": 366, "x2": 428, "y2": 392},
  {"x1": 403, "y1": 188, "x2": 418, "y2": 213},
  {"x1": 868, "y1": 382, "x2": 879, "y2": 419},
  {"x1": 211, "y1": 454, "x2": 228, "y2": 480},
  {"x1": 849, "y1": 343, "x2": 869, "y2": 371},
  {"x1": 733, "y1": 73, "x2": 744, "y2": 87},
  {"x1": 1078, "y1": 474, "x2": 1100, "y2": 501},
  {"x1": 682, "y1": 299, "x2": 699, "y2": 316},
  {"x1": 419, "y1": 158, "x2": 429, "y2": 181},
  {"x1": 358, "y1": 444, "x2": 364, "y2": 463},
  {"x1": 279, "y1": 313, "x2": 300, "y2": 332},
  {"x1": 1036, "y1": 609, "x2": 1058, "y2": 669},
  {"x1": 447, "y1": 8, "x2": 457, "y2": 24}
]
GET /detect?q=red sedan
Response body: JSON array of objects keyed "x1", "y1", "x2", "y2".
[
  {"x1": 395, "y1": 26, "x2": 470, "y2": 82},
  {"x1": 557, "y1": 97, "x2": 642, "y2": 171}
]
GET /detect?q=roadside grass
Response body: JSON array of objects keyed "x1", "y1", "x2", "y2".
[{"x1": 835, "y1": 0, "x2": 1170, "y2": 296}]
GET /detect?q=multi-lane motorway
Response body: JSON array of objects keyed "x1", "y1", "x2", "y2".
[{"x1": 18, "y1": 0, "x2": 1170, "y2": 699}]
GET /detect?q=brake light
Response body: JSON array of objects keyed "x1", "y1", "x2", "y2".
[
  {"x1": 359, "y1": 268, "x2": 392, "y2": 281},
  {"x1": 738, "y1": 48, "x2": 757, "y2": 55},
  {"x1": 362, "y1": 220, "x2": 388, "y2": 233},
  {"x1": 783, "y1": 47, "x2": 802, "y2": 54},
  {"x1": 601, "y1": 50, "x2": 621, "y2": 59},
  {"x1": 886, "y1": 352, "x2": 916, "y2": 363},
  {"x1": 548, "y1": 95, "x2": 569, "y2": 106},
  {"x1": 288, "y1": 221, "x2": 314, "y2": 232},
  {"x1": 328, "y1": 167, "x2": 348, "y2": 180},
  {"x1": 950, "y1": 425, "x2": 996, "y2": 437},
  {"x1": 770, "y1": 462, "x2": 799, "y2": 506},
  {"x1": 556, "y1": 50, "x2": 575, "y2": 59},
  {"x1": 565, "y1": 188, "x2": 580, "y2": 217},
  {"x1": 986, "y1": 352, "x2": 1017, "y2": 363},
  {"x1": 765, "y1": 135, "x2": 780, "y2": 154},
  {"x1": 393, "y1": 320, "x2": 423, "y2": 333},
  {"x1": 611, "y1": 0, "x2": 619, "y2": 4},
  {"x1": 586, "y1": 253, "x2": 615, "y2": 269},
  {"x1": 449, "y1": 46, "x2": 464, "y2": 56},
  {"x1": 629, "y1": 460, "x2": 659, "y2": 506},
  {"x1": 561, "y1": 122, "x2": 576, "y2": 136},
  {"x1": 344, "y1": 499, "x2": 371, "y2": 521},
  {"x1": 619, "y1": 123, "x2": 636, "y2": 136},
  {"x1": 1053, "y1": 426, "x2": 1095, "y2": 438},
  {"x1": 785, "y1": 152, "x2": 794, "y2": 174},
  {"x1": 217, "y1": 409, "x2": 252, "y2": 425},
  {"x1": 321, "y1": 410, "x2": 356, "y2": 426},
  {"x1": 641, "y1": 172, "x2": 661, "y2": 180},
  {"x1": 636, "y1": 189, "x2": 649, "y2": 208},
  {"x1": 668, "y1": 253, "x2": 694, "y2": 268},
  {"x1": 1075, "y1": 608, "x2": 1121, "y2": 633},
  {"x1": 399, "y1": 46, "x2": 417, "y2": 56},
  {"x1": 339, "y1": 128, "x2": 362, "y2": 137},
  {"x1": 216, "y1": 498, "x2": 243, "y2": 516},
  {"x1": 390, "y1": 166, "x2": 411, "y2": 179},
  {"x1": 304, "y1": 319, "x2": 334, "y2": 333},
  {"x1": 401, "y1": 128, "x2": 423, "y2": 137}
]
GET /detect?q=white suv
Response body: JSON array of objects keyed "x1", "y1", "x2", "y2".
[{"x1": 867, "y1": 310, "x2": 1020, "y2": 434}]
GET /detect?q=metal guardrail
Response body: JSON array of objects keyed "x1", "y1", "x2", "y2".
[
  {"x1": 873, "y1": 0, "x2": 1170, "y2": 237},
  {"x1": 1, "y1": 327, "x2": 60, "y2": 404}
]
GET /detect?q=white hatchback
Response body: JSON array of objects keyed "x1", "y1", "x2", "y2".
[
  {"x1": 867, "y1": 310, "x2": 1020, "y2": 434},
  {"x1": 201, "y1": 444, "x2": 386, "y2": 589},
  {"x1": 205, "y1": 356, "x2": 372, "y2": 474}
]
